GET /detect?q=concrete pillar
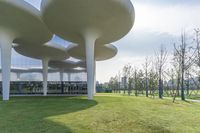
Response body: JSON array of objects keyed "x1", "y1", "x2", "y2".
[
  {"x1": 0, "y1": 32, "x2": 14, "y2": 101},
  {"x1": 68, "y1": 73, "x2": 71, "y2": 81},
  {"x1": 60, "y1": 69, "x2": 64, "y2": 82},
  {"x1": 85, "y1": 41, "x2": 95, "y2": 99},
  {"x1": 16, "y1": 73, "x2": 21, "y2": 81},
  {"x1": 60, "y1": 70, "x2": 64, "y2": 93},
  {"x1": 42, "y1": 58, "x2": 49, "y2": 96},
  {"x1": 83, "y1": 31, "x2": 99, "y2": 100}
]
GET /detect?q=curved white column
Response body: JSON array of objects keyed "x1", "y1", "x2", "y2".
[
  {"x1": 68, "y1": 73, "x2": 71, "y2": 81},
  {"x1": 60, "y1": 70, "x2": 64, "y2": 93},
  {"x1": 83, "y1": 30, "x2": 99, "y2": 100},
  {"x1": 0, "y1": 31, "x2": 14, "y2": 101},
  {"x1": 16, "y1": 73, "x2": 21, "y2": 81},
  {"x1": 42, "y1": 58, "x2": 49, "y2": 96},
  {"x1": 85, "y1": 40, "x2": 94, "y2": 99},
  {"x1": 60, "y1": 70, "x2": 64, "y2": 82},
  {"x1": 0, "y1": 39, "x2": 12, "y2": 100}
]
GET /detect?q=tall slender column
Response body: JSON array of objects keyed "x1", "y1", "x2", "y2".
[
  {"x1": 60, "y1": 70, "x2": 64, "y2": 94},
  {"x1": 42, "y1": 58, "x2": 49, "y2": 96},
  {"x1": 0, "y1": 40, "x2": 12, "y2": 100},
  {"x1": 85, "y1": 40, "x2": 95, "y2": 99},
  {"x1": 60, "y1": 70, "x2": 64, "y2": 82},
  {"x1": 0, "y1": 32, "x2": 14, "y2": 101},
  {"x1": 68, "y1": 73, "x2": 71, "y2": 81},
  {"x1": 82, "y1": 29, "x2": 100, "y2": 100},
  {"x1": 16, "y1": 73, "x2": 21, "y2": 81},
  {"x1": 83, "y1": 30, "x2": 99, "y2": 100}
]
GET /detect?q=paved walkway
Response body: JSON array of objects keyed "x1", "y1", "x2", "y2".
[
  {"x1": 164, "y1": 97, "x2": 200, "y2": 102},
  {"x1": 186, "y1": 99, "x2": 200, "y2": 102}
]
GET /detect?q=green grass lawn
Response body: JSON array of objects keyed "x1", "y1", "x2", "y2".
[{"x1": 0, "y1": 94, "x2": 200, "y2": 133}]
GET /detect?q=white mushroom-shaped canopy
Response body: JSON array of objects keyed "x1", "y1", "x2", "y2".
[
  {"x1": 0, "y1": 67, "x2": 28, "y2": 73},
  {"x1": 63, "y1": 68, "x2": 86, "y2": 73},
  {"x1": 41, "y1": 0, "x2": 135, "y2": 100},
  {"x1": 13, "y1": 43, "x2": 69, "y2": 61},
  {"x1": 26, "y1": 67, "x2": 58, "y2": 73},
  {"x1": 76, "y1": 61, "x2": 86, "y2": 68},
  {"x1": 11, "y1": 68, "x2": 28, "y2": 73},
  {"x1": 68, "y1": 44, "x2": 118, "y2": 61},
  {"x1": 0, "y1": 0, "x2": 52, "y2": 44},
  {"x1": 49, "y1": 60, "x2": 86, "y2": 69},
  {"x1": 41, "y1": 0, "x2": 134, "y2": 45},
  {"x1": 0, "y1": 0, "x2": 53, "y2": 100},
  {"x1": 51, "y1": 68, "x2": 86, "y2": 74}
]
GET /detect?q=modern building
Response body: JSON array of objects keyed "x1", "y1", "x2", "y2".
[{"x1": 0, "y1": 0, "x2": 135, "y2": 100}]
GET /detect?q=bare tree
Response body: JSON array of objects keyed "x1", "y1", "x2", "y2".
[
  {"x1": 194, "y1": 28, "x2": 200, "y2": 66},
  {"x1": 117, "y1": 71, "x2": 121, "y2": 93},
  {"x1": 108, "y1": 76, "x2": 118, "y2": 93},
  {"x1": 155, "y1": 45, "x2": 168, "y2": 99},
  {"x1": 165, "y1": 68, "x2": 176, "y2": 97},
  {"x1": 133, "y1": 69, "x2": 138, "y2": 96},
  {"x1": 172, "y1": 47, "x2": 182, "y2": 102},
  {"x1": 174, "y1": 32, "x2": 196, "y2": 100},
  {"x1": 185, "y1": 70, "x2": 191, "y2": 96},
  {"x1": 143, "y1": 57, "x2": 151, "y2": 97},
  {"x1": 122, "y1": 64, "x2": 133, "y2": 95},
  {"x1": 149, "y1": 68, "x2": 158, "y2": 98},
  {"x1": 194, "y1": 29, "x2": 200, "y2": 89}
]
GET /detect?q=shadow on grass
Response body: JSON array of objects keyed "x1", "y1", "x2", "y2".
[{"x1": 0, "y1": 96, "x2": 97, "y2": 133}]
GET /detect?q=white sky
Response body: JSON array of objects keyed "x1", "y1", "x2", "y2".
[{"x1": 21, "y1": 0, "x2": 200, "y2": 83}]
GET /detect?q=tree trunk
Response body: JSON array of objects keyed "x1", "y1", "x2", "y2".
[
  {"x1": 145, "y1": 73, "x2": 149, "y2": 97},
  {"x1": 181, "y1": 73, "x2": 185, "y2": 100}
]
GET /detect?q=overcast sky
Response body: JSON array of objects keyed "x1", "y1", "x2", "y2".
[{"x1": 16, "y1": 0, "x2": 200, "y2": 82}]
